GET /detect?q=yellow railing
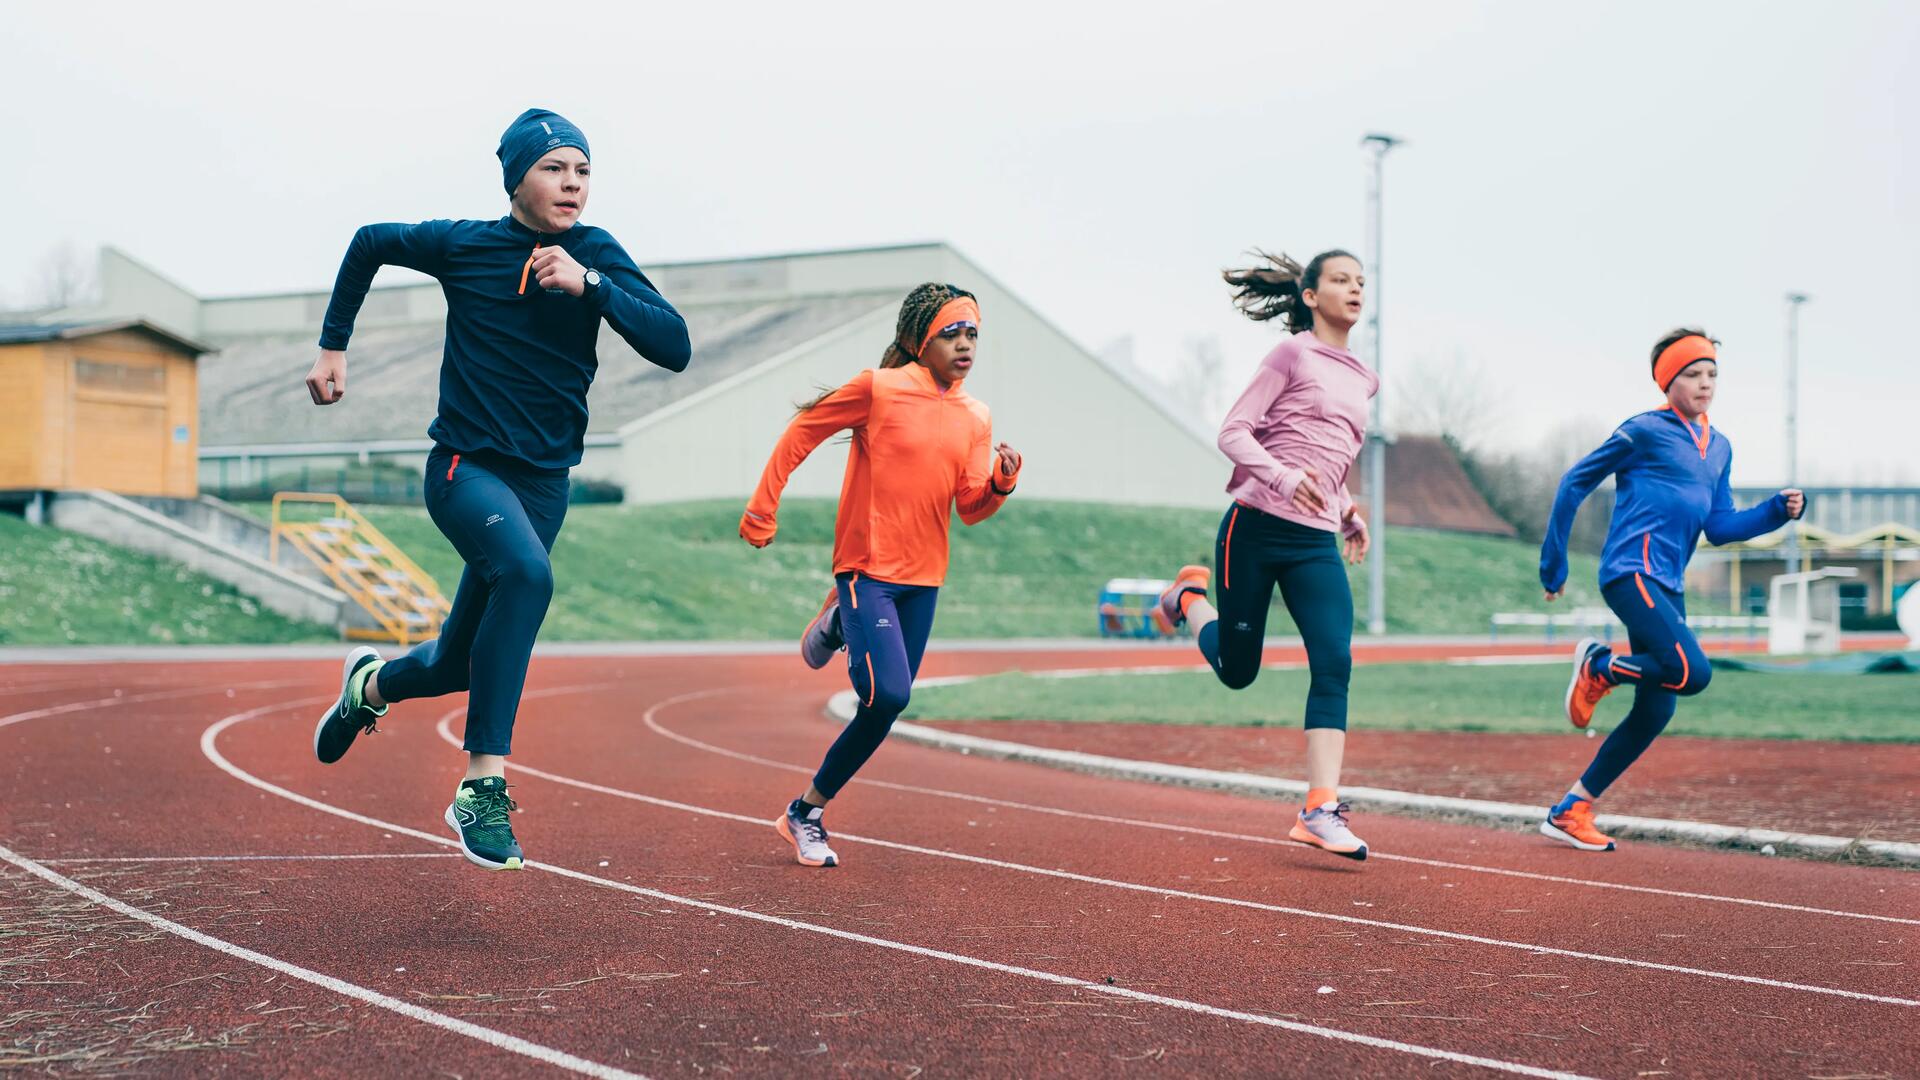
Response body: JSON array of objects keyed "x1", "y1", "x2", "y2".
[{"x1": 270, "y1": 492, "x2": 451, "y2": 645}]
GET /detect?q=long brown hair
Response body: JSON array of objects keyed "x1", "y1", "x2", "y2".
[
  {"x1": 798, "y1": 282, "x2": 978, "y2": 412},
  {"x1": 1221, "y1": 249, "x2": 1358, "y2": 332}
]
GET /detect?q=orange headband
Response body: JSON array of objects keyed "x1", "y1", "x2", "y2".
[
  {"x1": 916, "y1": 297, "x2": 981, "y2": 356},
  {"x1": 1653, "y1": 335, "x2": 1717, "y2": 391}
]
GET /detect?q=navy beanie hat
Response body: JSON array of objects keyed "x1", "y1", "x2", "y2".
[{"x1": 497, "y1": 108, "x2": 590, "y2": 196}]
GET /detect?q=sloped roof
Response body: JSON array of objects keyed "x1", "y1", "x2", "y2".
[
  {"x1": 197, "y1": 292, "x2": 895, "y2": 447},
  {"x1": 1347, "y1": 434, "x2": 1518, "y2": 536},
  {"x1": 0, "y1": 319, "x2": 212, "y2": 354}
]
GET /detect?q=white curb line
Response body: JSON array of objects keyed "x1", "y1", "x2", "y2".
[{"x1": 827, "y1": 689, "x2": 1920, "y2": 867}]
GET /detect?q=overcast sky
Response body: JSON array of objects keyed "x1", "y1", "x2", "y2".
[{"x1": 4, "y1": 1, "x2": 1913, "y2": 486}]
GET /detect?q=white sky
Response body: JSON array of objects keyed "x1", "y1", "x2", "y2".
[{"x1": 4, "y1": 1, "x2": 1914, "y2": 485}]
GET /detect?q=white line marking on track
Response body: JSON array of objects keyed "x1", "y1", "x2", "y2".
[
  {"x1": 0, "y1": 679, "x2": 309, "y2": 732},
  {"x1": 639, "y1": 689, "x2": 1920, "y2": 926},
  {"x1": 202, "y1": 699, "x2": 1603, "y2": 1080},
  {"x1": 449, "y1": 689, "x2": 1920, "y2": 1008},
  {"x1": 0, "y1": 839, "x2": 650, "y2": 1080},
  {"x1": 38, "y1": 853, "x2": 460, "y2": 864}
]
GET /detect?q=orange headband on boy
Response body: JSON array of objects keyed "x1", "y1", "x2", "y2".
[
  {"x1": 1653, "y1": 335, "x2": 1717, "y2": 391},
  {"x1": 916, "y1": 297, "x2": 981, "y2": 356}
]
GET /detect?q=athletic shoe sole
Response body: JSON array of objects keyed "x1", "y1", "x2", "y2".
[
  {"x1": 800, "y1": 592, "x2": 840, "y2": 671},
  {"x1": 775, "y1": 814, "x2": 837, "y2": 868},
  {"x1": 1287, "y1": 821, "x2": 1368, "y2": 861},
  {"x1": 1540, "y1": 817, "x2": 1615, "y2": 852},
  {"x1": 443, "y1": 804, "x2": 524, "y2": 871},
  {"x1": 1564, "y1": 636, "x2": 1600, "y2": 730},
  {"x1": 314, "y1": 645, "x2": 381, "y2": 763}
]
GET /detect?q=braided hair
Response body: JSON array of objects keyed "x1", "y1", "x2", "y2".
[
  {"x1": 798, "y1": 282, "x2": 978, "y2": 412},
  {"x1": 879, "y1": 282, "x2": 976, "y2": 369},
  {"x1": 1222, "y1": 249, "x2": 1358, "y2": 332}
]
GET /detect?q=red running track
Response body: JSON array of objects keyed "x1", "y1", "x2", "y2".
[{"x1": 2, "y1": 650, "x2": 1917, "y2": 1079}]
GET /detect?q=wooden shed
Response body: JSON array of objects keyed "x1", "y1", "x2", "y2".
[{"x1": 0, "y1": 320, "x2": 210, "y2": 498}]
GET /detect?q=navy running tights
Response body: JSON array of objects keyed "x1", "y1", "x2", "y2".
[
  {"x1": 377, "y1": 446, "x2": 568, "y2": 756},
  {"x1": 1578, "y1": 574, "x2": 1713, "y2": 797},
  {"x1": 1197, "y1": 502, "x2": 1354, "y2": 731},
  {"x1": 813, "y1": 572, "x2": 938, "y2": 799}
]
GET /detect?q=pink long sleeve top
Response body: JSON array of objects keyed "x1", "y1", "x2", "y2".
[{"x1": 1218, "y1": 330, "x2": 1379, "y2": 535}]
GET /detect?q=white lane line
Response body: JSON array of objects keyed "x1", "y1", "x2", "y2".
[
  {"x1": 0, "y1": 841, "x2": 648, "y2": 1080},
  {"x1": 0, "y1": 679, "x2": 310, "y2": 732},
  {"x1": 449, "y1": 690, "x2": 1919, "y2": 1009},
  {"x1": 201, "y1": 701, "x2": 1601, "y2": 1080},
  {"x1": 639, "y1": 690, "x2": 1920, "y2": 926},
  {"x1": 38, "y1": 853, "x2": 459, "y2": 864}
]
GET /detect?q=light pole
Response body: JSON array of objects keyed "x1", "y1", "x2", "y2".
[
  {"x1": 1362, "y1": 133, "x2": 1402, "y2": 636},
  {"x1": 1784, "y1": 292, "x2": 1809, "y2": 574}
]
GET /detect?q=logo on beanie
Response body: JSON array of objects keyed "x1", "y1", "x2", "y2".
[{"x1": 547, "y1": 137, "x2": 562, "y2": 148}]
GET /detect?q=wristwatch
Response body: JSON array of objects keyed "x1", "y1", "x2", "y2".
[{"x1": 583, "y1": 268, "x2": 603, "y2": 296}]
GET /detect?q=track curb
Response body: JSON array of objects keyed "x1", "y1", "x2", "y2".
[{"x1": 826, "y1": 686, "x2": 1920, "y2": 868}]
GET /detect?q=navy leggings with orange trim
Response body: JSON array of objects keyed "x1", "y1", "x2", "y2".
[
  {"x1": 375, "y1": 445, "x2": 568, "y2": 757},
  {"x1": 813, "y1": 572, "x2": 938, "y2": 799},
  {"x1": 1579, "y1": 575, "x2": 1712, "y2": 797},
  {"x1": 1198, "y1": 502, "x2": 1354, "y2": 731}
]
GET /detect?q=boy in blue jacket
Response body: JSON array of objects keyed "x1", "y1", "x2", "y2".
[
  {"x1": 304, "y1": 108, "x2": 691, "y2": 871},
  {"x1": 1537, "y1": 328, "x2": 1804, "y2": 851}
]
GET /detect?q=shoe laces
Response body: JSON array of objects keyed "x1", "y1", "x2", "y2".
[
  {"x1": 1311, "y1": 801, "x2": 1353, "y2": 824},
  {"x1": 797, "y1": 813, "x2": 830, "y2": 846},
  {"x1": 1579, "y1": 657, "x2": 1611, "y2": 704},
  {"x1": 468, "y1": 785, "x2": 520, "y2": 828}
]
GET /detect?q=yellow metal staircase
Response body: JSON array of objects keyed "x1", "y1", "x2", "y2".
[{"x1": 270, "y1": 493, "x2": 451, "y2": 645}]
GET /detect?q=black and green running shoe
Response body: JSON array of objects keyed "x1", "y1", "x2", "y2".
[
  {"x1": 444, "y1": 776, "x2": 524, "y2": 871},
  {"x1": 314, "y1": 646, "x2": 388, "y2": 764}
]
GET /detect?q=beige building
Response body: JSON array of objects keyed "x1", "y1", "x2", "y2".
[{"x1": 52, "y1": 245, "x2": 1230, "y2": 508}]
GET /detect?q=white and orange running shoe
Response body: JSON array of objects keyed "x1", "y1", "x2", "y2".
[
  {"x1": 1541, "y1": 798, "x2": 1616, "y2": 852},
  {"x1": 776, "y1": 800, "x2": 839, "y2": 867},
  {"x1": 799, "y1": 589, "x2": 844, "y2": 670},
  {"x1": 1289, "y1": 800, "x2": 1369, "y2": 861},
  {"x1": 1564, "y1": 637, "x2": 1615, "y2": 730},
  {"x1": 1157, "y1": 565, "x2": 1212, "y2": 628}
]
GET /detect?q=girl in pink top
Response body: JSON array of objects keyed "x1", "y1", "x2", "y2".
[{"x1": 1159, "y1": 249, "x2": 1378, "y2": 860}]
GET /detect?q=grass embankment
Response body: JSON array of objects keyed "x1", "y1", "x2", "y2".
[
  {"x1": 3, "y1": 498, "x2": 1601, "y2": 645},
  {"x1": 0, "y1": 515, "x2": 330, "y2": 646},
  {"x1": 904, "y1": 662, "x2": 1919, "y2": 742},
  {"x1": 339, "y1": 498, "x2": 1603, "y2": 640}
]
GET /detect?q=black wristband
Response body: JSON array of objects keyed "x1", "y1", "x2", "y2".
[{"x1": 991, "y1": 480, "x2": 1015, "y2": 497}]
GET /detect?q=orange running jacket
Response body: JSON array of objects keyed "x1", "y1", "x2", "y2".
[{"x1": 743, "y1": 363, "x2": 1017, "y2": 586}]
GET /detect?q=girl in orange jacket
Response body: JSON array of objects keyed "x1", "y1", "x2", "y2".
[{"x1": 740, "y1": 282, "x2": 1021, "y2": 868}]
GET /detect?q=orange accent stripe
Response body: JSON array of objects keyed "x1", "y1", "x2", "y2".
[
  {"x1": 849, "y1": 573, "x2": 859, "y2": 610},
  {"x1": 1223, "y1": 507, "x2": 1240, "y2": 590},
  {"x1": 1634, "y1": 572, "x2": 1654, "y2": 609},
  {"x1": 1664, "y1": 405, "x2": 1710, "y2": 458},
  {"x1": 447, "y1": 454, "x2": 460, "y2": 481},
  {"x1": 863, "y1": 653, "x2": 876, "y2": 708},
  {"x1": 517, "y1": 243, "x2": 539, "y2": 295},
  {"x1": 1661, "y1": 644, "x2": 1691, "y2": 690},
  {"x1": 1641, "y1": 534, "x2": 1651, "y2": 573}
]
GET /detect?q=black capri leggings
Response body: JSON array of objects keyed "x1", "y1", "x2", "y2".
[{"x1": 1196, "y1": 502, "x2": 1354, "y2": 730}]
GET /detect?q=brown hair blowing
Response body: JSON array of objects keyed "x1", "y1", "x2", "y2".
[{"x1": 1222, "y1": 249, "x2": 1358, "y2": 333}]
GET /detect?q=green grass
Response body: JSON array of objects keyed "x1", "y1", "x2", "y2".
[
  {"x1": 322, "y1": 498, "x2": 1604, "y2": 641},
  {"x1": 903, "y1": 661, "x2": 1920, "y2": 742},
  {"x1": 0, "y1": 515, "x2": 331, "y2": 646}
]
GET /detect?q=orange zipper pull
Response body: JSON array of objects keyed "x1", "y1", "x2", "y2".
[{"x1": 517, "y1": 242, "x2": 540, "y2": 295}]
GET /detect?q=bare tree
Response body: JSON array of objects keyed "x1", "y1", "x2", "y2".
[
  {"x1": 1390, "y1": 351, "x2": 1496, "y2": 453},
  {"x1": 34, "y1": 242, "x2": 96, "y2": 310},
  {"x1": 1167, "y1": 335, "x2": 1226, "y2": 428}
]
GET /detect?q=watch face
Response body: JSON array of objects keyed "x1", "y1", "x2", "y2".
[{"x1": 585, "y1": 270, "x2": 601, "y2": 286}]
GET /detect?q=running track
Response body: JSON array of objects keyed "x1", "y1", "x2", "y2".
[{"x1": 3, "y1": 647, "x2": 1916, "y2": 1079}]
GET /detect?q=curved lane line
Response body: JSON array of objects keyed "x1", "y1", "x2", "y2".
[
  {"x1": 3, "y1": 685, "x2": 648, "y2": 1080},
  {"x1": 204, "y1": 699, "x2": 1602, "y2": 1080},
  {"x1": 640, "y1": 688, "x2": 1920, "y2": 926},
  {"x1": 0, "y1": 843, "x2": 650, "y2": 1080},
  {"x1": 444, "y1": 688, "x2": 1920, "y2": 1008}
]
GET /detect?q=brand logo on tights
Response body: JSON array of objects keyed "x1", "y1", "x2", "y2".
[
  {"x1": 875, "y1": 618, "x2": 893, "y2": 629},
  {"x1": 484, "y1": 514, "x2": 504, "y2": 527}
]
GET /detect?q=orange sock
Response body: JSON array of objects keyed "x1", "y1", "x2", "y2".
[
  {"x1": 1305, "y1": 787, "x2": 1338, "y2": 811},
  {"x1": 1178, "y1": 589, "x2": 1202, "y2": 618}
]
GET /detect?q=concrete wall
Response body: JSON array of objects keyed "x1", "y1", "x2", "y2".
[{"x1": 48, "y1": 490, "x2": 346, "y2": 630}]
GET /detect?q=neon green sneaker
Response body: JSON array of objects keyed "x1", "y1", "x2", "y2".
[
  {"x1": 314, "y1": 647, "x2": 387, "y2": 764},
  {"x1": 444, "y1": 777, "x2": 524, "y2": 871}
]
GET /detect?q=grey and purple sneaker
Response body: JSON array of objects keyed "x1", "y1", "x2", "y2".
[
  {"x1": 1289, "y1": 800, "x2": 1369, "y2": 861},
  {"x1": 800, "y1": 590, "x2": 844, "y2": 670},
  {"x1": 776, "y1": 799, "x2": 839, "y2": 867},
  {"x1": 1156, "y1": 565, "x2": 1212, "y2": 629}
]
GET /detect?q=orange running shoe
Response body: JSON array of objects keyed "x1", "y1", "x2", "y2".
[
  {"x1": 1157, "y1": 565, "x2": 1212, "y2": 628},
  {"x1": 1540, "y1": 799, "x2": 1616, "y2": 852},
  {"x1": 1563, "y1": 637, "x2": 1613, "y2": 730}
]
